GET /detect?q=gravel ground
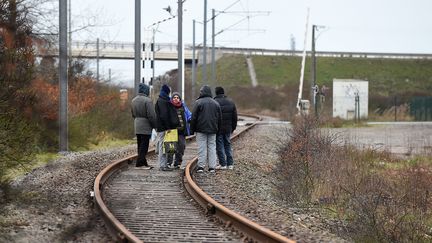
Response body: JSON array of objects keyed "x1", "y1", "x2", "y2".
[
  {"x1": 212, "y1": 123, "x2": 350, "y2": 242},
  {"x1": 1, "y1": 121, "x2": 430, "y2": 242},
  {"x1": 0, "y1": 145, "x2": 137, "y2": 242}
]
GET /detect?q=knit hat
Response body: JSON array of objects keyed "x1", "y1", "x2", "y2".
[
  {"x1": 138, "y1": 83, "x2": 150, "y2": 95},
  {"x1": 215, "y1": 86, "x2": 224, "y2": 95},
  {"x1": 160, "y1": 84, "x2": 171, "y2": 98},
  {"x1": 161, "y1": 84, "x2": 170, "y2": 94},
  {"x1": 171, "y1": 92, "x2": 182, "y2": 101}
]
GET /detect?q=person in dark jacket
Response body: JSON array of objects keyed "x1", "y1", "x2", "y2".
[
  {"x1": 131, "y1": 83, "x2": 157, "y2": 169},
  {"x1": 155, "y1": 84, "x2": 180, "y2": 171},
  {"x1": 214, "y1": 86, "x2": 238, "y2": 170},
  {"x1": 190, "y1": 85, "x2": 222, "y2": 173},
  {"x1": 168, "y1": 92, "x2": 192, "y2": 169}
]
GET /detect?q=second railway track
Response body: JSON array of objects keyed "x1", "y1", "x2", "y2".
[{"x1": 94, "y1": 114, "x2": 294, "y2": 242}]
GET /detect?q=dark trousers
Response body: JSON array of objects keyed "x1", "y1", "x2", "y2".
[
  {"x1": 136, "y1": 134, "x2": 151, "y2": 166},
  {"x1": 167, "y1": 134, "x2": 186, "y2": 166},
  {"x1": 216, "y1": 133, "x2": 233, "y2": 166}
]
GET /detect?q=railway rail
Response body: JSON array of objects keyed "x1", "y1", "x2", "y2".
[{"x1": 93, "y1": 114, "x2": 294, "y2": 242}]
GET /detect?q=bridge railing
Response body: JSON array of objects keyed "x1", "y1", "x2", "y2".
[{"x1": 35, "y1": 41, "x2": 432, "y2": 60}]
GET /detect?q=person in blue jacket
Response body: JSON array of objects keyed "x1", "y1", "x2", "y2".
[{"x1": 168, "y1": 92, "x2": 192, "y2": 169}]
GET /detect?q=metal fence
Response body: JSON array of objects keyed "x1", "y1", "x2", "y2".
[{"x1": 410, "y1": 97, "x2": 432, "y2": 121}]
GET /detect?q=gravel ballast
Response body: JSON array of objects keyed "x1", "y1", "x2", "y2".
[{"x1": 1, "y1": 121, "x2": 429, "y2": 242}]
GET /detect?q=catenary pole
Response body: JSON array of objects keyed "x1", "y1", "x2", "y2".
[
  {"x1": 178, "y1": 0, "x2": 184, "y2": 100},
  {"x1": 59, "y1": 0, "x2": 68, "y2": 151},
  {"x1": 134, "y1": 0, "x2": 141, "y2": 94},
  {"x1": 192, "y1": 19, "x2": 196, "y2": 101},
  {"x1": 202, "y1": 0, "x2": 207, "y2": 84},
  {"x1": 211, "y1": 8, "x2": 216, "y2": 86},
  {"x1": 311, "y1": 24, "x2": 316, "y2": 115},
  {"x1": 68, "y1": 0, "x2": 72, "y2": 72},
  {"x1": 152, "y1": 29, "x2": 155, "y2": 84},
  {"x1": 96, "y1": 38, "x2": 99, "y2": 82}
]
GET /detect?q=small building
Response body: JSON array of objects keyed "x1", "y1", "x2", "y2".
[{"x1": 333, "y1": 79, "x2": 368, "y2": 120}]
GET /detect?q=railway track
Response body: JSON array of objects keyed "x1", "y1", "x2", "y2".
[{"x1": 93, "y1": 114, "x2": 294, "y2": 242}]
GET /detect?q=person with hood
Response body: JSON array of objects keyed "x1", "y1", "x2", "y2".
[
  {"x1": 155, "y1": 84, "x2": 180, "y2": 171},
  {"x1": 214, "y1": 86, "x2": 238, "y2": 170},
  {"x1": 131, "y1": 83, "x2": 157, "y2": 169},
  {"x1": 168, "y1": 92, "x2": 192, "y2": 169},
  {"x1": 190, "y1": 85, "x2": 222, "y2": 173}
]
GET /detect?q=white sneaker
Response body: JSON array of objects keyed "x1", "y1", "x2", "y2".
[
  {"x1": 228, "y1": 165, "x2": 234, "y2": 170},
  {"x1": 216, "y1": 165, "x2": 227, "y2": 170}
]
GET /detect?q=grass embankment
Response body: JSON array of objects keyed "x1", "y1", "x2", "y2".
[
  {"x1": 3, "y1": 137, "x2": 134, "y2": 184},
  {"x1": 189, "y1": 54, "x2": 432, "y2": 119}
]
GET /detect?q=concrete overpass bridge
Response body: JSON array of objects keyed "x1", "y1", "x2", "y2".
[{"x1": 35, "y1": 41, "x2": 432, "y2": 61}]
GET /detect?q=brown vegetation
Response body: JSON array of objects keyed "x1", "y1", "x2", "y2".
[{"x1": 275, "y1": 115, "x2": 432, "y2": 242}]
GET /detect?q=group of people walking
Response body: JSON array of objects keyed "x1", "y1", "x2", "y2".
[{"x1": 131, "y1": 83, "x2": 237, "y2": 173}]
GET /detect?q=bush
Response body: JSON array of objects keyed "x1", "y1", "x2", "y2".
[
  {"x1": 0, "y1": 110, "x2": 36, "y2": 186},
  {"x1": 69, "y1": 95, "x2": 133, "y2": 150},
  {"x1": 275, "y1": 115, "x2": 432, "y2": 242},
  {"x1": 275, "y1": 115, "x2": 337, "y2": 205}
]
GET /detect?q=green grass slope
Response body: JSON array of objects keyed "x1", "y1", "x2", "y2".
[{"x1": 186, "y1": 54, "x2": 432, "y2": 119}]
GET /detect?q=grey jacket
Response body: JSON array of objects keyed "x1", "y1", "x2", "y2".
[{"x1": 131, "y1": 94, "x2": 157, "y2": 135}]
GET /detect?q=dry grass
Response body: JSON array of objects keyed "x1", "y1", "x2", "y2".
[{"x1": 275, "y1": 115, "x2": 432, "y2": 242}]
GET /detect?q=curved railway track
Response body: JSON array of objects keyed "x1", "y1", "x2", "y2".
[{"x1": 94, "y1": 114, "x2": 294, "y2": 242}]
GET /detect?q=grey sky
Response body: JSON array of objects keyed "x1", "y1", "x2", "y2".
[{"x1": 72, "y1": 0, "x2": 432, "y2": 87}]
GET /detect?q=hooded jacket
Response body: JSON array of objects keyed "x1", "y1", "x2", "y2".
[
  {"x1": 214, "y1": 93, "x2": 237, "y2": 134},
  {"x1": 131, "y1": 83, "x2": 157, "y2": 134},
  {"x1": 155, "y1": 85, "x2": 180, "y2": 132},
  {"x1": 190, "y1": 85, "x2": 222, "y2": 134}
]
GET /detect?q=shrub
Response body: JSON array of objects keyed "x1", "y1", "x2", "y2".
[{"x1": 275, "y1": 115, "x2": 432, "y2": 242}]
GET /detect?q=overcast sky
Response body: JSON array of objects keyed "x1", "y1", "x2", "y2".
[{"x1": 71, "y1": 0, "x2": 432, "y2": 87}]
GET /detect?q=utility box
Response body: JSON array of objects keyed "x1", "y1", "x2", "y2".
[
  {"x1": 333, "y1": 79, "x2": 368, "y2": 120},
  {"x1": 299, "y1": 99, "x2": 310, "y2": 115}
]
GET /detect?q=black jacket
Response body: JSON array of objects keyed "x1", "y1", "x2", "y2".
[
  {"x1": 155, "y1": 95, "x2": 180, "y2": 132},
  {"x1": 191, "y1": 86, "x2": 222, "y2": 134},
  {"x1": 214, "y1": 94, "x2": 237, "y2": 134}
]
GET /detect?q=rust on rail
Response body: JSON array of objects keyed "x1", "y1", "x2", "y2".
[{"x1": 94, "y1": 114, "x2": 295, "y2": 242}]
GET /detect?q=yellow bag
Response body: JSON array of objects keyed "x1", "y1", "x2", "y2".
[
  {"x1": 163, "y1": 129, "x2": 178, "y2": 154},
  {"x1": 164, "y1": 129, "x2": 178, "y2": 142}
]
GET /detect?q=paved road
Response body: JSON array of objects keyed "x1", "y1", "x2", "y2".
[{"x1": 329, "y1": 122, "x2": 432, "y2": 157}]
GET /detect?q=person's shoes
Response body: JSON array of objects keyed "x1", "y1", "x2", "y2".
[
  {"x1": 173, "y1": 165, "x2": 180, "y2": 169},
  {"x1": 216, "y1": 165, "x2": 227, "y2": 170},
  {"x1": 136, "y1": 164, "x2": 153, "y2": 170},
  {"x1": 196, "y1": 167, "x2": 204, "y2": 173},
  {"x1": 160, "y1": 166, "x2": 173, "y2": 171},
  {"x1": 228, "y1": 165, "x2": 234, "y2": 170},
  {"x1": 180, "y1": 166, "x2": 186, "y2": 170},
  {"x1": 209, "y1": 168, "x2": 216, "y2": 173},
  {"x1": 167, "y1": 164, "x2": 172, "y2": 168}
]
